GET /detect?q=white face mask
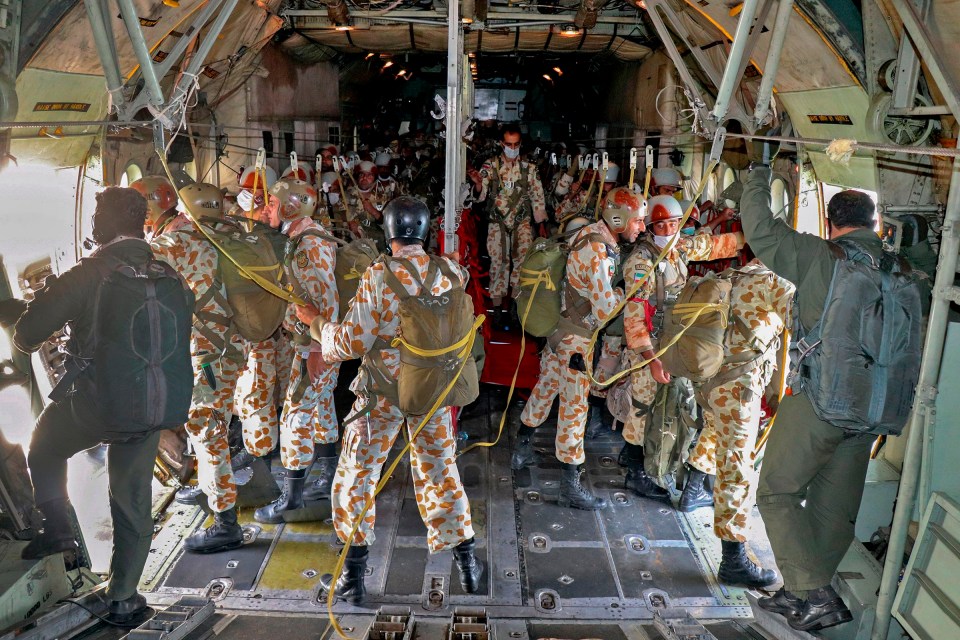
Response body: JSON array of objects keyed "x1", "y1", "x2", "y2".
[
  {"x1": 328, "y1": 192, "x2": 340, "y2": 205},
  {"x1": 236, "y1": 190, "x2": 254, "y2": 210},
  {"x1": 652, "y1": 234, "x2": 676, "y2": 249},
  {"x1": 503, "y1": 146, "x2": 520, "y2": 160}
]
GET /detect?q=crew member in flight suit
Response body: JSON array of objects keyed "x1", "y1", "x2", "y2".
[
  {"x1": 620, "y1": 195, "x2": 742, "y2": 502},
  {"x1": 15, "y1": 187, "x2": 192, "y2": 623},
  {"x1": 471, "y1": 124, "x2": 547, "y2": 331},
  {"x1": 681, "y1": 260, "x2": 793, "y2": 589},
  {"x1": 254, "y1": 178, "x2": 341, "y2": 522},
  {"x1": 148, "y1": 182, "x2": 250, "y2": 554},
  {"x1": 745, "y1": 151, "x2": 881, "y2": 631},
  {"x1": 513, "y1": 187, "x2": 645, "y2": 511},
  {"x1": 296, "y1": 196, "x2": 483, "y2": 604}
]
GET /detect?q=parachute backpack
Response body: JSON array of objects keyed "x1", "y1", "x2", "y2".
[
  {"x1": 792, "y1": 238, "x2": 922, "y2": 436},
  {"x1": 516, "y1": 231, "x2": 605, "y2": 338},
  {"x1": 88, "y1": 256, "x2": 194, "y2": 440},
  {"x1": 381, "y1": 256, "x2": 483, "y2": 416},
  {"x1": 286, "y1": 230, "x2": 380, "y2": 320},
  {"x1": 196, "y1": 216, "x2": 289, "y2": 342}
]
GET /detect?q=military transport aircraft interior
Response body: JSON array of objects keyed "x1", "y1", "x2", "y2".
[{"x1": 1, "y1": 1, "x2": 960, "y2": 640}]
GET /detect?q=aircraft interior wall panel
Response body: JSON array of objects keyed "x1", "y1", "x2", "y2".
[{"x1": 247, "y1": 46, "x2": 339, "y2": 121}]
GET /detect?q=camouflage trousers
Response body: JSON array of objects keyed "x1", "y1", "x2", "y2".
[
  {"x1": 332, "y1": 395, "x2": 475, "y2": 553},
  {"x1": 279, "y1": 345, "x2": 340, "y2": 470},
  {"x1": 237, "y1": 333, "x2": 296, "y2": 458},
  {"x1": 620, "y1": 349, "x2": 659, "y2": 446},
  {"x1": 187, "y1": 334, "x2": 247, "y2": 513},
  {"x1": 689, "y1": 368, "x2": 767, "y2": 542},
  {"x1": 521, "y1": 336, "x2": 619, "y2": 429},
  {"x1": 487, "y1": 216, "x2": 534, "y2": 301}
]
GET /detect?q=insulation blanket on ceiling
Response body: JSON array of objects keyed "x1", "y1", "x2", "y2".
[{"x1": 10, "y1": 69, "x2": 109, "y2": 167}]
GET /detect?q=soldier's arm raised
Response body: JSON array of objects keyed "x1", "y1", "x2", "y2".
[{"x1": 740, "y1": 165, "x2": 825, "y2": 284}]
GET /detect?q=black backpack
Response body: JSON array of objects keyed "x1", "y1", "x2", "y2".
[
  {"x1": 791, "y1": 238, "x2": 923, "y2": 435},
  {"x1": 90, "y1": 256, "x2": 194, "y2": 440}
]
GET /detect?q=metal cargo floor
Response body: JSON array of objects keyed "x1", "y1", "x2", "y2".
[{"x1": 139, "y1": 387, "x2": 776, "y2": 635}]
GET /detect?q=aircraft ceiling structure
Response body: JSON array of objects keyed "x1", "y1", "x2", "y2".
[{"x1": 4, "y1": 1, "x2": 960, "y2": 170}]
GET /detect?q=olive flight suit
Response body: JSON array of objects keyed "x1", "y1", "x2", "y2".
[
  {"x1": 14, "y1": 239, "x2": 192, "y2": 602},
  {"x1": 742, "y1": 165, "x2": 878, "y2": 595}
]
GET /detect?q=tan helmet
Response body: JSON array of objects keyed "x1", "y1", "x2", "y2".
[
  {"x1": 179, "y1": 183, "x2": 223, "y2": 218},
  {"x1": 601, "y1": 186, "x2": 647, "y2": 234},
  {"x1": 130, "y1": 176, "x2": 178, "y2": 226},
  {"x1": 647, "y1": 194, "x2": 684, "y2": 225},
  {"x1": 270, "y1": 178, "x2": 318, "y2": 221}
]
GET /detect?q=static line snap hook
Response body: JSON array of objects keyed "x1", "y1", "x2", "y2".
[
  {"x1": 645, "y1": 145, "x2": 654, "y2": 167},
  {"x1": 315, "y1": 154, "x2": 323, "y2": 173},
  {"x1": 629, "y1": 148, "x2": 638, "y2": 169},
  {"x1": 332, "y1": 155, "x2": 341, "y2": 172},
  {"x1": 709, "y1": 127, "x2": 727, "y2": 164},
  {"x1": 255, "y1": 147, "x2": 267, "y2": 170},
  {"x1": 602, "y1": 151, "x2": 609, "y2": 171},
  {"x1": 289, "y1": 151, "x2": 298, "y2": 175}
]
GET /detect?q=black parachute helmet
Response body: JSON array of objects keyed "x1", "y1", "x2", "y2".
[{"x1": 384, "y1": 195, "x2": 430, "y2": 244}]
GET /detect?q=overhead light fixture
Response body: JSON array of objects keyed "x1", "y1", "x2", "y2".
[
  {"x1": 632, "y1": 0, "x2": 647, "y2": 8},
  {"x1": 462, "y1": 17, "x2": 474, "y2": 24},
  {"x1": 542, "y1": 74, "x2": 553, "y2": 82},
  {"x1": 383, "y1": 60, "x2": 394, "y2": 69},
  {"x1": 334, "y1": 22, "x2": 354, "y2": 31},
  {"x1": 365, "y1": 52, "x2": 375, "y2": 59},
  {"x1": 162, "y1": 0, "x2": 180, "y2": 7},
  {"x1": 559, "y1": 24, "x2": 581, "y2": 37},
  {"x1": 553, "y1": 66, "x2": 563, "y2": 76}
]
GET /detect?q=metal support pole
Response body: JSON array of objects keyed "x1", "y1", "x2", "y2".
[
  {"x1": 753, "y1": 0, "x2": 794, "y2": 126},
  {"x1": 889, "y1": 0, "x2": 960, "y2": 120},
  {"x1": 443, "y1": 0, "x2": 462, "y2": 253},
  {"x1": 712, "y1": 0, "x2": 762, "y2": 123},
  {"x1": 83, "y1": 0, "x2": 125, "y2": 107},
  {"x1": 172, "y1": 0, "x2": 239, "y2": 95},
  {"x1": 872, "y1": 158, "x2": 960, "y2": 640},
  {"x1": 116, "y1": 0, "x2": 163, "y2": 107}
]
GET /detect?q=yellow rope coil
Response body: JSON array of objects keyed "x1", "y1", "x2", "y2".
[{"x1": 391, "y1": 315, "x2": 486, "y2": 359}]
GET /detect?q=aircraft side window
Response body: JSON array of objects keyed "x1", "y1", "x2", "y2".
[
  {"x1": 771, "y1": 177, "x2": 791, "y2": 223},
  {"x1": 120, "y1": 163, "x2": 143, "y2": 187}
]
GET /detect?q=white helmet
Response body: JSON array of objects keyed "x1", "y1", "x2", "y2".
[
  {"x1": 602, "y1": 162, "x2": 620, "y2": 184},
  {"x1": 651, "y1": 167, "x2": 682, "y2": 190},
  {"x1": 356, "y1": 160, "x2": 376, "y2": 174},
  {"x1": 238, "y1": 165, "x2": 277, "y2": 190},
  {"x1": 282, "y1": 161, "x2": 316, "y2": 184},
  {"x1": 320, "y1": 171, "x2": 339, "y2": 191},
  {"x1": 375, "y1": 151, "x2": 392, "y2": 167}
]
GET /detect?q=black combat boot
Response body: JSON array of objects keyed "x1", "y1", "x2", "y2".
[
  {"x1": 758, "y1": 587, "x2": 804, "y2": 618},
  {"x1": 184, "y1": 507, "x2": 244, "y2": 553},
  {"x1": 558, "y1": 463, "x2": 607, "y2": 510},
  {"x1": 320, "y1": 545, "x2": 368, "y2": 604},
  {"x1": 678, "y1": 467, "x2": 714, "y2": 512},
  {"x1": 717, "y1": 540, "x2": 778, "y2": 589},
  {"x1": 789, "y1": 585, "x2": 853, "y2": 632},
  {"x1": 254, "y1": 468, "x2": 307, "y2": 524},
  {"x1": 175, "y1": 485, "x2": 204, "y2": 505},
  {"x1": 452, "y1": 537, "x2": 484, "y2": 593},
  {"x1": 105, "y1": 593, "x2": 150, "y2": 625},
  {"x1": 511, "y1": 426, "x2": 538, "y2": 470},
  {"x1": 622, "y1": 444, "x2": 671, "y2": 503},
  {"x1": 584, "y1": 405, "x2": 608, "y2": 440},
  {"x1": 21, "y1": 498, "x2": 78, "y2": 560},
  {"x1": 302, "y1": 458, "x2": 338, "y2": 501}
]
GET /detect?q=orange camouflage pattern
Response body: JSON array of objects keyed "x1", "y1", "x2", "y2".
[
  {"x1": 526, "y1": 221, "x2": 622, "y2": 464},
  {"x1": 689, "y1": 263, "x2": 793, "y2": 542},
  {"x1": 319, "y1": 244, "x2": 475, "y2": 551},
  {"x1": 480, "y1": 158, "x2": 546, "y2": 300},
  {"x1": 237, "y1": 333, "x2": 294, "y2": 457},
  {"x1": 151, "y1": 214, "x2": 246, "y2": 512},
  {"x1": 279, "y1": 220, "x2": 341, "y2": 470}
]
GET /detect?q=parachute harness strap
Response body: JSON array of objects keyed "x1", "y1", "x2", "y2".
[
  {"x1": 391, "y1": 315, "x2": 486, "y2": 359},
  {"x1": 518, "y1": 268, "x2": 558, "y2": 292}
]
